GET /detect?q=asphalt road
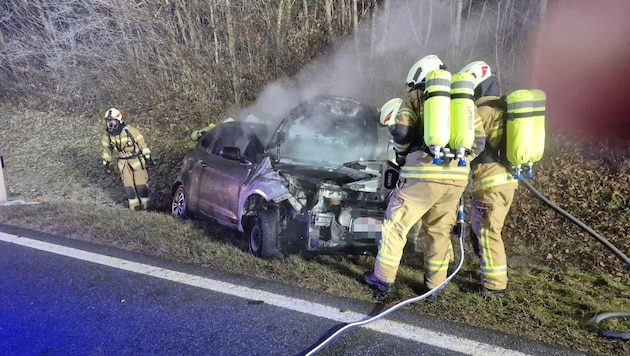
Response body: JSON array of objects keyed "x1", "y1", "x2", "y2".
[{"x1": 0, "y1": 224, "x2": 590, "y2": 356}]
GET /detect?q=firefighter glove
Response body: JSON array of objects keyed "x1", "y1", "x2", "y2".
[
  {"x1": 103, "y1": 162, "x2": 111, "y2": 175},
  {"x1": 145, "y1": 157, "x2": 155, "y2": 168}
]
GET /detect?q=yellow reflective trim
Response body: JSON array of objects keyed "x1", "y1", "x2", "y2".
[
  {"x1": 425, "y1": 258, "x2": 449, "y2": 272},
  {"x1": 473, "y1": 173, "x2": 516, "y2": 191},
  {"x1": 480, "y1": 226, "x2": 493, "y2": 266},
  {"x1": 376, "y1": 253, "x2": 401, "y2": 267},
  {"x1": 398, "y1": 107, "x2": 418, "y2": 122},
  {"x1": 401, "y1": 166, "x2": 470, "y2": 180},
  {"x1": 480, "y1": 264, "x2": 507, "y2": 277},
  {"x1": 130, "y1": 160, "x2": 143, "y2": 170}
]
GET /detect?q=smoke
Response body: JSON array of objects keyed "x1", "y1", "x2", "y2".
[
  {"x1": 527, "y1": 0, "x2": 630, "y2": 141},
  {"x1": 236, "y1": 0, "x2": 455, "y2": 126},
  {"x1": 237, "y1": 0, "x2": 544, "y2": 131}
]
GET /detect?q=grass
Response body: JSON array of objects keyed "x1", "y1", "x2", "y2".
[{"x1": 1, "y1": 104, "x2": 629, "y2": 355}]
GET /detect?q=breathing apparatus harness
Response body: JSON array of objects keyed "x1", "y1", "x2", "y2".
[
  {"x1": 303, "y1": 195, "x2": 468, "y2": 355},
  {"x1": 107, "y1": 126, "x2": 147, "y2": 165}
]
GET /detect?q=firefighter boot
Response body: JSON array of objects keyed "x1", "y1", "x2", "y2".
[{"x1": 364, "y1": 271, "x2": 393, "y2": 294}]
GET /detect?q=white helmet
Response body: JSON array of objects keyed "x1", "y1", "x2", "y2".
[
  {"x1": 104, "y1": 107, "x2": 123, "y2": 132},
  {"x1": 379, "y1": 98, "x2": 403, "y2": 126},
  {"x1": 405, "y1": 55, "x2": 445, "y2": 88},
  {"x1": 459, "y1": 61, "x2": 492, "y2": 89}
]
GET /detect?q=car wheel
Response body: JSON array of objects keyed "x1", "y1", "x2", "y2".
[
  {"x1": 172, "y1": 186, "x2": 189, "y2": 219},
  {"x1": 248, "y1": 208, "x2": 281, "y2": 259}
]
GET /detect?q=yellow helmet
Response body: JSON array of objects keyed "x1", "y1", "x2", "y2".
[
  {"x1": 104, "y1": 108, "x2": 124, "y2": 133},
  {"x1": 405, "y1": 55, "x2": 445, "y2": 88}
]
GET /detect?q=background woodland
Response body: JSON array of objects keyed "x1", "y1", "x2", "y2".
[{"x1": 0, "y1": 0, "x2": 549, "y2": 128}]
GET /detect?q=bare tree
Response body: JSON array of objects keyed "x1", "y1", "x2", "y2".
[{"x1": 224, "y1": 0, "x2": 241, "y2": 104}]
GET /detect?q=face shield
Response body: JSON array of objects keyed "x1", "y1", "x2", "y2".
[{"x1": 106, "y1": 118, "x2": 120, "y2": 132}]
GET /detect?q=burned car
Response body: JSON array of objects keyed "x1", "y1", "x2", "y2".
[{"x1": 171, "y1": 95, "x2": 399, "y2": 258}]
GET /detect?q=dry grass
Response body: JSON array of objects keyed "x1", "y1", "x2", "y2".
[{"x1": 1, "y1": 104, "x2": 629, "y2": 355}]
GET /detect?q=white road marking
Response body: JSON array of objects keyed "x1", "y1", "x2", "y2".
[{"x1": 0, "y1": 232, "x2": 531, "y2": 356}]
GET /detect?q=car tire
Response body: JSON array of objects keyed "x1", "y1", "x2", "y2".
[
  {"x1": 172, "y1": 186, "x2": 189, "y2": 219},
  {"x1": 248, "y1": 208, "x2": 281, "y2": 259}
]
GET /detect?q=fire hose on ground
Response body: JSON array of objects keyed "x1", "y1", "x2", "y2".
[
  {"x1": 302, "y1": 178, "x2": 630, "y2": 354},
  {"x1": 519, "y1": 178, "x2": 630, "y2": 340},
  {"x1": 302, "y1": 195, "x2": 468, "y2": 355}
]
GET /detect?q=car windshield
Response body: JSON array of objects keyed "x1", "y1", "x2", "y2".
[{"x1": 266, "y1": 95, "x2": 383, "y2": 166}]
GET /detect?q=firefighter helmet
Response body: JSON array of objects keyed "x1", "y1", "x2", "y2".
[
  {"x1": 379, "y1": 98, "x2": 403, "y2": 126},
  {"x1": 104, "y1": 108, "x2": 124, "y2": 133},
  {"x1": 459, "y1": 61, "x2": 492, "y2": 89},
  {"x1": 405, "y1": 55, "x2": 445, "y2": 88}
]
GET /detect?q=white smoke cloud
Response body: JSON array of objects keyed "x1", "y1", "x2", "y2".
[
  {"x1": 237, "y1": 0, "x2": 539, "y2": 127},
  {"x1": 236, "y1": 0, "x2": 455, "y2": 125}
]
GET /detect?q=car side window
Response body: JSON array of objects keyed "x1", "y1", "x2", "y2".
[
  {"x1": 243, "y1": 140, "x2": 261, "y2": 162},
  {"x1": 211, "y1": 124, "x2": 245, "y2": 157},
  {"x1": 199, "y1": 130, "x2": 218, "y2": 152}
]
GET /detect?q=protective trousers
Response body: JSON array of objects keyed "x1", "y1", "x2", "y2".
[
  {"x1": 118, "y1": 157, "x2": 149, "y2": 210},
  {"x1": 374, "y1": 178, "x2": 465, "y2": 289},
  {"x1": 406, "y1": 221, "x2": 455, "y2": 261},
  {"x1": 470, "y1": 188, "x2": 515, "y2": 291}
]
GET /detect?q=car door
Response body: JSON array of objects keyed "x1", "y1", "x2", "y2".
[
  {"x1": 186, "y1": 129, "x2": 219, "y2": 213},
  {"x1": 199, "y1": 123, "x2": 258, "y2": 226}
]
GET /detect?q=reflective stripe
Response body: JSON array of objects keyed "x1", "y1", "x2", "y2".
[
  {"x1": 118, "y1": 152, "x2": 139, "y2": 159},
  {"x1": 376, "y1": 252, "x2": 401, "y2": 267},
  {"x1": 401, "y1": 166, "x2": 470, "y2": 180},
  {"x1": 473, "y1": 173, "x2": 516, "y2": 192},
  {"x1": 426, "y1": 78, "x2": 450, "y2": 87},
  {"x1": 130, "y1": 159, "x2": 143, "y2": 170},
  {"x1": 481, "y1": 265, "x2": 508, "y2": 277},
  {"x1": 425, "y1": 257, "x2": 449, "y2": 272},
  {"x1": 507, "y1": 100, "x2": 533, "y2": 111},
  {"x1": 479, "y1": 225, "x2": 493, "y2": 267},
  {"x1": 451, "y1": 80, "x2": 474, "y2": 90},
  {"x1": 399, "y1": 107, "x2": 418, "y2": 121}
]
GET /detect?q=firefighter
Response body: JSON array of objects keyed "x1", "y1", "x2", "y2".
[
  {"x1": 101, "y1": 108, "x2": 154, "y2": 211},
  {"x1": 459, "y1": 60, "x2": 517, "y2": 297},
  {"x1": 190, "y1": 123, "x2": 216, "y2": 141},
  {"x1": 379, "y1": 98, "x2": 455, "y2": 259},
  {"x1": 190, "y1": 117, "x2": 236, "y2": 141},
  {"x1": 365, "y1": 55, "x2": 485, "y2": 295}
]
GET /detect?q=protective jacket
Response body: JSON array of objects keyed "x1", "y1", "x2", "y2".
[
  {"x1": 101, "y1": 125, "x2": 152, "y2": 210},
  {"x1": 471, "y1": 96, "x2": 518, "y2": 193}
]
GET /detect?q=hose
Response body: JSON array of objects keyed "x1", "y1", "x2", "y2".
[
  {"x1": 520, "y1": 178, "x2": 630, "y2": 339},
  {"x1": 303, "y1": 196, "x2": 468, "y2": 355}
]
